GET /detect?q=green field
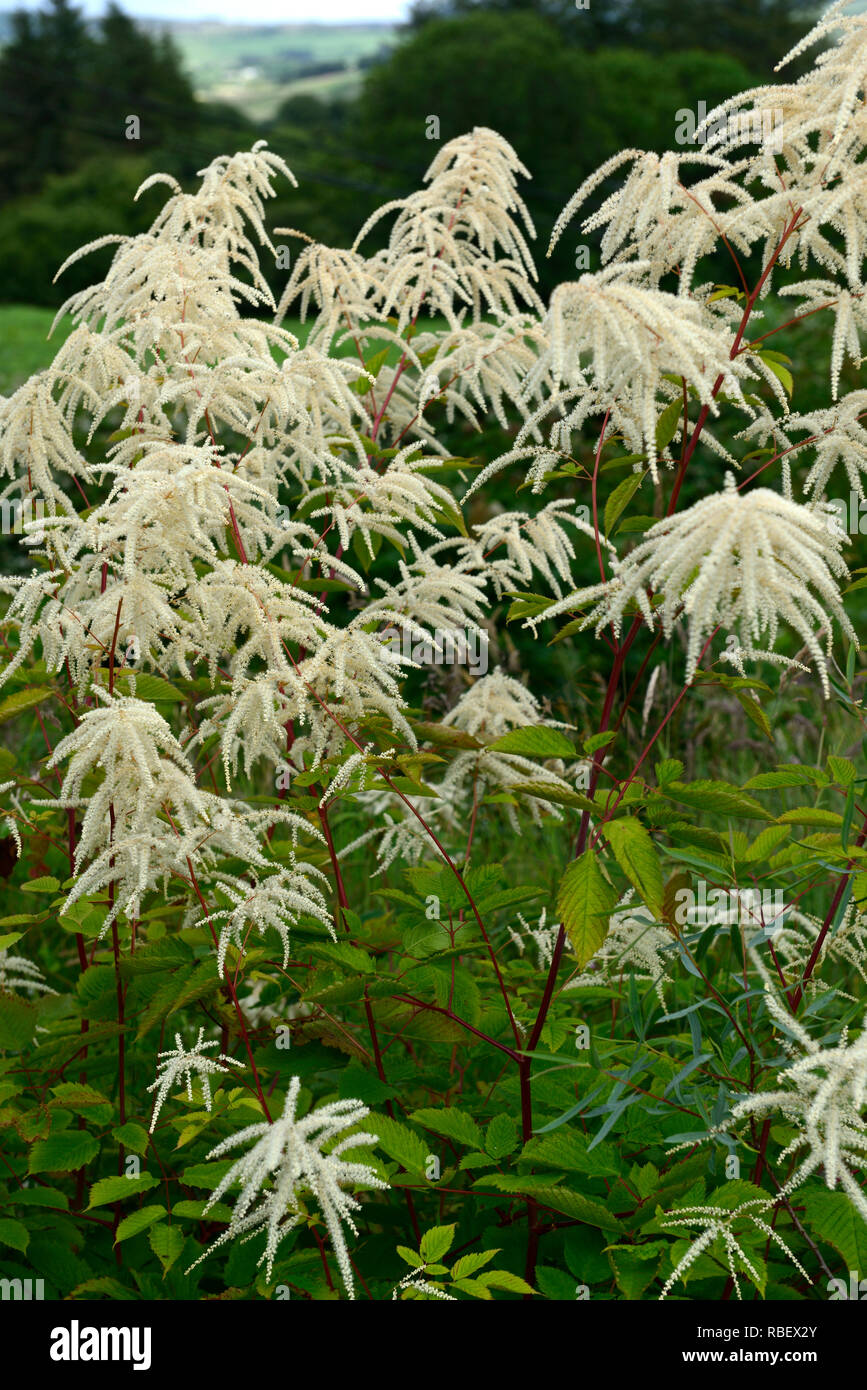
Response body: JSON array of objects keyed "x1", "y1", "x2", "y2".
[
  {"x1": 153, "y1": 21, "x2": 397, "y2": 119},
  {"x1": 0, "y1": 306, "x2": 75, "y2": 397},
  {"x1": 0, "y1": 304, "x2": 440, "y2": 398}
]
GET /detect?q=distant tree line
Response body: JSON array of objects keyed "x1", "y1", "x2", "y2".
[{"x1": 0, "y1": 0, "x2": 818, "y2": 307}]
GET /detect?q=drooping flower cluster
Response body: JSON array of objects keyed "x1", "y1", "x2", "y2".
[
  {"x1": 188, "y1": 1077, "x2": 388, "y2": 1295},
  {"x1": 147, "y1": 1029, "x2": 240, "y2": 1130},
  {"x1": 719, "y1": 990, "x2": 867, "y2": 1222}
]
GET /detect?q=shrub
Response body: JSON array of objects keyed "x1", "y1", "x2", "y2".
[{"x1": 0, "y1": 4, "x2": 866, "y2": 1303}]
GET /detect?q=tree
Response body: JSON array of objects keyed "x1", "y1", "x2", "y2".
[
  {"x1": 0, "y1": 0, "x2": 198, "y2": 204},
  {"x1": 0, "y1": 0, "x2": 95, "y2": 198},
  {"x1": 86, "y1": 4, "x2": 198, "y2": 152},
  {"x1": 407, "y1": 0, "x2": 807, "y2": 76},
  {"x1": 360, "y1": 11, "x2": 759, "y2": 293}
]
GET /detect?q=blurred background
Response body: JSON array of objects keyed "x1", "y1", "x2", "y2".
[
  {"x1": 1, "y1": 0, "x2": 863, "y2": 795},
  {"x1": 0, "y1": 0, "x2": 833, "y2": 332}
]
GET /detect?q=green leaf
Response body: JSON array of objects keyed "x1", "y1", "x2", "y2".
[
  {"x1": 28, "y1": 1131, "x2": 100, "y2": 1175},
  {"x1": 419, "y1": 1224, "x2": 456, "y2": 1263},
  {"x1": 757, "y1": 350, "x2": 793, "y2": 397},
  {"x1": 486, "y1": 727, "x2": 575, "y2": 757},
  {"x1": 528, "y1": 1186, "x2": 623, "y2": 1232},
  {"x1": 8, "y1": 1185, "x2": 68, "y2": 1210},
  {"x1": 607, "y1": 1243, "x2": 664, "y2": 1299},
  {"x1": 485, "y1": 1114, "x2": 518, "y2": 1161},
  {"x1": 114, "y1": 1206, "x2": 167, "y2": 1245},
  {"x1": 477, "y1": 1269, "x2": 536, "y2": 1295},
  {"x1": 519, "y1": 1130, "x2": 619, "y2": 1178},
  {"x1": 20, "y1": 876, "x2": 60, "y2": 894},
  {"x1": 604, "y1": 817, "x2": 664, "y2": 919},
  {"x1": 0, "y1": 1218, "x2": 29, "y2": 1253},
  {"x1": 655, "y1": 759, "x2": 684, "y2": 786},
  {"x1": 49, "y1": 1083, "x2": 113, "y2": 1119},
  {"x1": 557, "y1": 849, "x2": 618, "y2": 967},
  {"x1": 69, "y1": 1276, "x2": 139, "y2": 1300},
  {"x1": 504, "y1": 591, "x2": 554, "y2": 622},
  {"x1": 111, "y1": 672, "x2": 184, "y2": 703},
  {"x1": 410, "y1": 1107, "x2": 484, "y2": 1151},
  {"x1": 87, "y1": 1173, "x2": 158, "y2": 1209},
  {"x1": 359, "y1": 1114, "x2": 429, "y2": 1175},
  {"x1": 450, "y1": 1250, "x2": 499, "y2": 1279},
  {"x1": 743, "y1": 766, "x2": 825, "y2": 790},
  {"x1": 397, "y1": 1244, "x2": 425, "y2": 1268},
  {"x1": 149, "y1": 1222, "x2": 184, "y2": 1274},
  {"x1": 744, "y1": 826, "x2": 791, "y2": 862},
  {"x1": 0, "y1": 992, "x2": 38, "y2": 1050},
  {"x1": 509, "y1": 781, "x2": 595, "y2": 811},
  {"x1": 655, "y1": 397, "x2": 683, "y2": 452},
  {"x1": 735, "y1": 690, "x2": 773, "y2": 741},
  {"x1": 776, "y1": 806, "x2": 843, "y2": 827},
  {"x1": 663, "y1": 780, "x2": 773, "y2": 821},
  {"x1": 0, "y1": 686, "x2": 55, "y2": 725},
  {"x1": 801, "y1": 1189, "x2": 867, "y2": 1272},
  {"x1": 604, "y1": 471, "x2": 645, "y2": 535},
  {"x1": 584, "y1": 730, "x2": 616, "y2": 755},
  {"x1": 112, "y1": 1122, "x2": 150, "y2": 1155}
]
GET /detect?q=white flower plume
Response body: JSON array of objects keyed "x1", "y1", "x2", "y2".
[
  {"x1": 146, "y1": 1028, "x2": 240, "y2": 1131},
  {"x1": 188, "y1": 1077, "x2": 389, "y2": 1296},
  {"x1": 550, "y1": 473, "x2": 854, "y2": 696},
  {"x1": 719, "y1": 989, "x2": 867, "y2": 1223}
]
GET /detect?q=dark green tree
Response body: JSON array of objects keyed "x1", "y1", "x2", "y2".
[
  {"x1": 85, "y1": 4, "x2": 198, "y2": 153},
  {"x1": 407, "y1": 0, "x2": 808, "y2": 77},
  {"x1": 0, "y1": 0, "x2": 95, "y2": 197},
  {"x1": 360, "y1": 10, "x2": 759, "y2": 293}
]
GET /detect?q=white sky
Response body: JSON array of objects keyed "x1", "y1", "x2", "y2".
[{"x1": 1, "y1": 0, "x2": 412, "y2": 20}]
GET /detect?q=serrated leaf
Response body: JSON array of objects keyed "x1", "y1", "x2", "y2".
[
  {"x1": 410, "y1": 1107, "x2": 484, "y2": 1151},
  {"x1": 487, "y1": 727, "x2": 576, "y2": 757},
  {"x1": 801, "y1": 1189, "x2": 867, "y2": 1273},
  {"x1": 149, "y1": 1222, "x2": 184, "y2": 1274},
  {"x1": 20, "y1": 876, "x2": 60, "y2": 894},
  {"x1": 663, "y1": 780, "x2": 773, "y2": 821},
  {"x1": 655, "y1": 397, "x2": 683, "y2": 452},
  {"x1": 607, "y1": 1243, "x2": 663, "y2": 1298},
  {"x1": 605, "y1": 471, "x2": 646, "y2": 535},
  {"x1": 777, "y1": 806, "x2": 843, "y2": 827},
  {"x1": 450, "y1": 1250, "x2": 499, "y2": 1279},
  {"x1": 112, "y1": 672, "x2": 184, "y2": 703},
  {"x1": 419, "y1": 1224, "x2": 456, "y2": 1263},
  {"x1": 0, "y1": 1218, "x2": 29, "y2": 1253},
  {"x1": 0, "y1": 686, "x2": 55, "y2": 725},
  {"x1": 736, "y1": 690, "x2": 773, "y2": 741},
  {"x1": 359, "y1": 1114, "x2": 428, "y2": 1175},
  {"x1": 28, "y1": 1131, "x2": 100, "y2": 1175},
  {"x1": 114, "y1": 1206, "x2": 167, "y2": 1245},
  {"x1": 485, "y1": 1114, "x2": 518, "y2": 1161},
  {"x1": 519, "y1": 1130, "x2": 619, "y2": 1177},
  {"x1": 477, "y1": 1269, "x2": 535, "y2": 1295},
  {"x1": 557, "y1": 849, "x2": 618, "y2": 967},
  {"x1": 87, "y1": 1173, "x2": 158, "y2": 1209},
  {"x1": 604, "y1": 817, "x2": 664, "y2": 919},
  {"x1": 0, "y1": 992, "x2": 38, "y2": 1050},
  {"x1": 112, "y1": 1122, "x2": 150, "y2": 1155}
]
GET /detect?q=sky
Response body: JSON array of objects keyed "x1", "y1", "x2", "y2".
[{"x1": 1, "y1": 0, "x2": 413, "y2": 19}]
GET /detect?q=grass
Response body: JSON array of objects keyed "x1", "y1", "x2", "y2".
[
  {"x1": 0, "y1": 304, "x2": 457, "y2": 397},
  {"x1": 0, "y1": 306, "x2": 75, "y2": 397}
]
